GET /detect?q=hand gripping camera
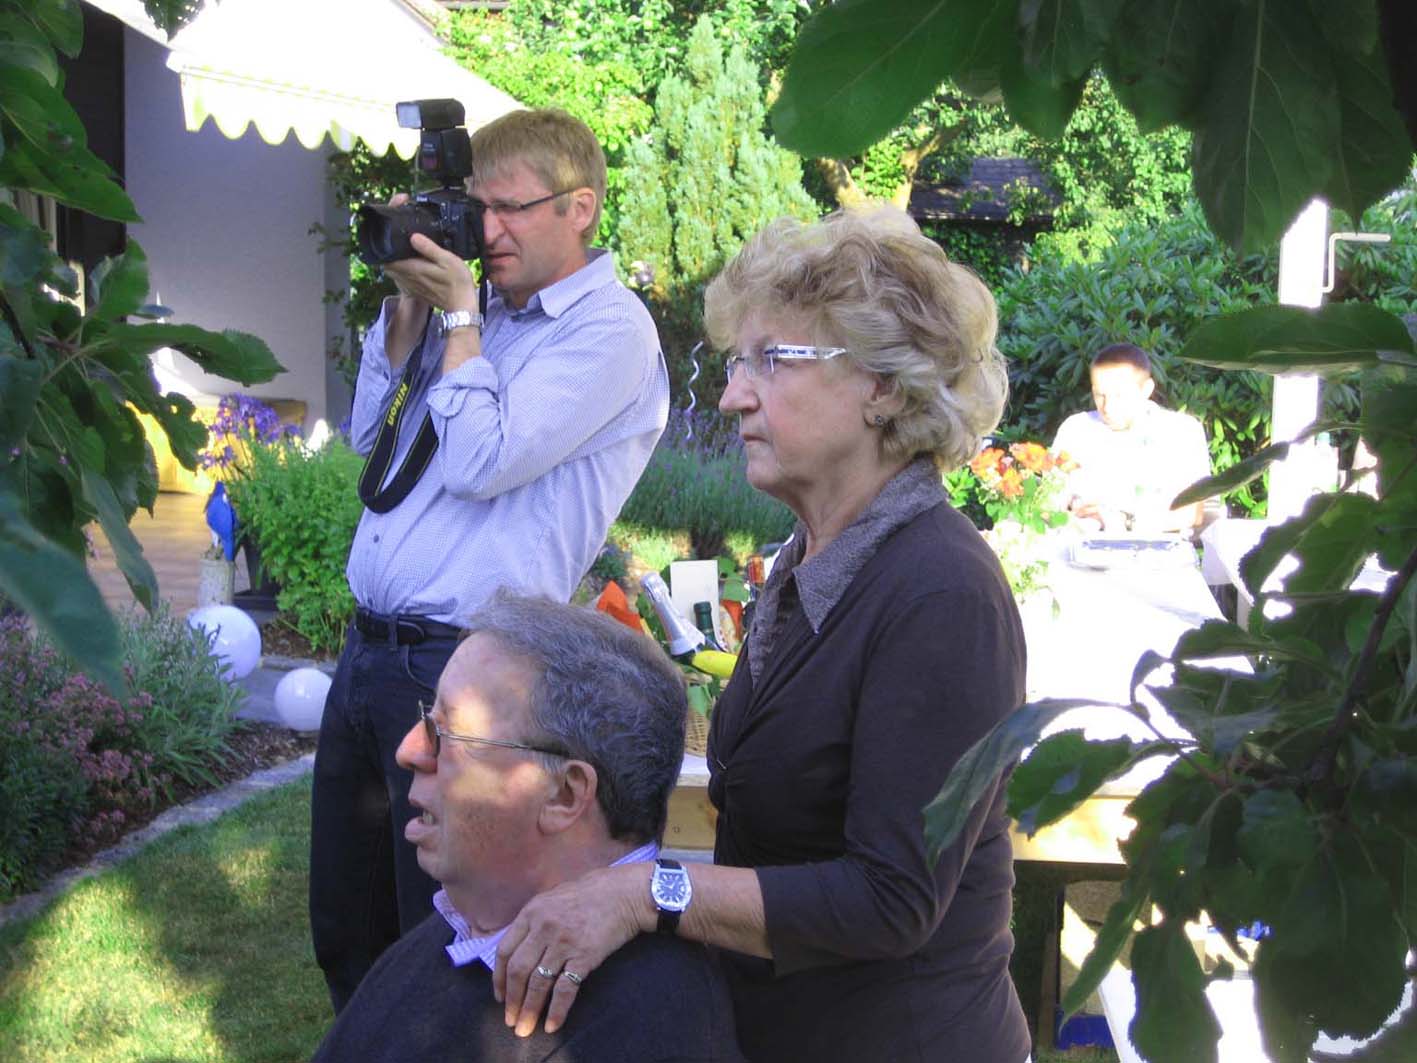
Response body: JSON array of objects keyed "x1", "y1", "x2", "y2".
[{"x1": 355, "y1": 99, "x2": 485, "y2": 265}]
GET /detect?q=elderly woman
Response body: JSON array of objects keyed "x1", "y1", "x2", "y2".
[{"x1": 494, "y1": 206, "x2": 1030, "y2": 1062}]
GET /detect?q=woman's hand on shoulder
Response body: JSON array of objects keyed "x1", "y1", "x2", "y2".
[{"x1": 494, "y1": 863, "x2": 653, "y2": 1037}]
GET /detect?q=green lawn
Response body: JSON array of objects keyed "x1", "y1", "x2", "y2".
[
  {"x1": 0, "y1": 782, "x2": 329, "y2": 1063},
  {"x1": 1, "y1": 779, "x2": 1121, "y2": 1062}
]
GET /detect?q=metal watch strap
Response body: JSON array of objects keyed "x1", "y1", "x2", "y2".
[{"x1": 438, "y1": 309, "x2": 482, "y2": 332}]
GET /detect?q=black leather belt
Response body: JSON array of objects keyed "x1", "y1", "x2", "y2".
[{"x1": 354, "y1": 607, "x2": 463, "y2": 645}]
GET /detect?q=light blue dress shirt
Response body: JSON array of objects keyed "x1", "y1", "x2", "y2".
[{"x1": 347, "y1": 249, "x2": 668, "y2": 623}]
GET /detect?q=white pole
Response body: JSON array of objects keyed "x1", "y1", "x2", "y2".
[{"x1": 1270, "y1": 199, "x2": 1330, "y2": 521}]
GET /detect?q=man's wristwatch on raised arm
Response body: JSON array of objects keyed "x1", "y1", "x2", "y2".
[
  {"x1": 438, "y1": 309, "x2": 482, "y2": 333},
  {"x1": 650, "y1": 858, "x2": 692, "y2": 935}
]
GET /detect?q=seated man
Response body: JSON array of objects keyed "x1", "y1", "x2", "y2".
[
  {"x1": 1052, "y1": 343, "x2": 1212, "y2": 533},
  {"x1": 311, "y1": 596, "x2": 742, "y2": 1062}
]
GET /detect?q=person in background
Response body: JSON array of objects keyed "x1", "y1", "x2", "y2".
[
  {"x1": 311, "y1": 596, "x2": 742, "y2": 1062},
  {"x1": 489, "y1": 206, "x2": 1032, "y2": 1063},
  {"x1": 310, "y1": 108, "x2": 669, "y2": 1013},
  {"x1": 1052, "y1": 342, "x2": 1211, "y2": 534}
]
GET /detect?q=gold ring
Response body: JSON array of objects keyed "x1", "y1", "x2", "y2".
[
  {"x1": 534, "y1": 964, "x2": 557, "y2": 979},
  {"x1": 562, "y1": 970, "x2": 584, "y2": 986}
]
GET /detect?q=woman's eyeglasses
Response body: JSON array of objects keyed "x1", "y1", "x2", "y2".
[
  {"x1": 725, "y1": 344, "x2": 847, "y2": 383},
  {"x1": 418, "y1": 702, "x2": 567, "y2": 759}
]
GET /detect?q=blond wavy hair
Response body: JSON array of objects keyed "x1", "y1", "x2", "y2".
[
  {"x1": 704, "y1": 205, "x2": 1008, "y2": 470},
  {"x1": 469, "y1": 109, "x2": 606, "y2": 244}
]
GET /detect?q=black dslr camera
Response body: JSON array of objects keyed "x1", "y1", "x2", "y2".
[{"x1": 356, "y1": 99, "x2": 485, "y2": 265}]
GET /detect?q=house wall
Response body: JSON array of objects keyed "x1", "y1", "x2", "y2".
[{"x1": 123, "y1": 28, "x2": 344, "y2": 431}]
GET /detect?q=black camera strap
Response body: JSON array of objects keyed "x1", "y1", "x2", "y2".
[{"x1": 357, "y1": 315, "x2": 440, "y2": 514}]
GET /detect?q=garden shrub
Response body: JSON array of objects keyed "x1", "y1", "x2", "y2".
[
  {"x1": 0, "y1": 605, "x2": 248, "y2": 901},
  {"x1": 618, "y1": 410, "x2": 794, "y2": 560},
  {"x1": 227, "y1": 437, "x2": 365, "y2": 655},
  {"x1": 118, "y1": 603, "x2": 245, "y2": 791}
]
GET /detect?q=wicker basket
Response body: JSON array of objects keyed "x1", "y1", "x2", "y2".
[{"x1": 685, "y1": 705, "x2": 710, "y2": 756}]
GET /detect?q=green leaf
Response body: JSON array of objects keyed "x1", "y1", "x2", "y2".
[
  {"x1": 21, "y1": 0, "x2": 82, "y2": 58},
  {"x1": 1060, "y1": 877, "x2": 1148, "y2": 1021},
  {"x1": 1174, "y1": 442, "x2": 1290, "y2": 507},
  {"x1": 0, "y1": 39, "x2": 61, "y2": 85},
  {"x1": 0, "y1": 203, "x2": 54, "y2": 288},
  {"x1": 143, "y1": 0, "x2": 206, "y2": 39},
  {"x1": 1324, "y1": 41, "x2": 1415, "y2": 222},
  {"x1": 1001, "y1": 44, "x2": 1087, "y2": 139},
  {"x1": 770, "y1": 0, "x2": 1013, "y2": 158},
  {"x1": 79, "y1": 468, "x2": 156, "y2": 611},
  {"x1": 90, "y1": 242, "x2": 151, "y2": 324},
  {"x1": 1236, "y1": 790, "x2": 1317, "y2": 870},
  {"x1": 1308, "y1": 0, "x2": 1378, "y2": 55},
  {"x1": 0, "y1": 136, "x2": 139, "y2": 223},
  {"x1": 1020, "y1": 0, "x2": 1126, "y2": 85},
  {"x1": 1172, "y1": 618, "x2": 1331, "y2": 672},
  {"x1": 1103, "y1": 0, "x2": 1230, "y2": 131},
  {"x1": 1181, "y1": 303, "x2": 1416, "y2": 377},
  {"x1": 0, "y1": 354, "x2": 43, "y2": 449},
  {"x1": 1353, "y1": 758, "x2": 1417, "y2": 847},
  {"x1": 93, "y1": 322, "x2": 284, "y2": 386},
  {"x1": 685, "y1": 682, "x2": 712, "y2": 718},
  {"x1": 0, "y1": 60, "x2": 86, "y2": 155},
  {"x1": 1128, "y1": 921, "x2": 1221, "y2": 1063},
  {"x1": 1008, "y1": 731, "x2": 1167, "y2": 835},
  {"x1": 0, "y1": 484, "x2": 123, "y2": 692},
  {"x1": 1253, "y1": 943, "x2": 1319, "y2": 1063},
  {"x1": 1258, "y1": 845, "x2": 1409, "y2": 1039},
  {"x1": 923, "y1": 697, "x2": 1118, "y2": 863},
  {"x1": 1239, "y1": 492, "x2": 1379, "y2": 599},
  {"x1": 1191, "y1": 1, "x2": 1339, "y2": 252}
]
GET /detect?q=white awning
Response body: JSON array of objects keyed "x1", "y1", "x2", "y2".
[{"x1": 87, "y1": 0, "x2": 520, "y2": 157}]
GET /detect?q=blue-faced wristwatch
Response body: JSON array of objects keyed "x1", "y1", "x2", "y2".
[{"x1": 650, "y1": 857, "x2": 692, "y2": 934}]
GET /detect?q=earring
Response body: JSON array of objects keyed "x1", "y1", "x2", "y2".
[{"x1": 872, "y1": 414, "x2": 887, "y2": 427}]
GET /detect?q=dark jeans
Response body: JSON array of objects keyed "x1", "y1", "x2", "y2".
[{"x1": 309, "y1": 621, "x2": 460, "y2": 1014}]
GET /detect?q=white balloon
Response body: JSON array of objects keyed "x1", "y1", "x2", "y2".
[
  {"x1": 187, "y1": 604, "x2": 262, "y2": 681},
  {"x1": 273, "y1": 667, "x2": 332, "y2": 732}
]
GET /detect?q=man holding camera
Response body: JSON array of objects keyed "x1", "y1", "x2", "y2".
[{"x1": 310, "y1": 106, "x2": 669, "y2": 1014}]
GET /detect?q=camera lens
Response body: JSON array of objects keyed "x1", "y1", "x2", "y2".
[{"x1": 356, "y1": 203, "x2": 440, "y2": 265}]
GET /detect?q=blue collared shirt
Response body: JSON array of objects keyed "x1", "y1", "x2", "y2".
[
  {"x1": 347, "y1": 250, "x2": 668, "y2": 623},
  {"x1": 434, "y1": 841, "x2": 660, "y2": 969}
]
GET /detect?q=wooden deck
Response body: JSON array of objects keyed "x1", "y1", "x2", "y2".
[{"x1": 89, "y1": 491, "x2": 249, "y2": 619}]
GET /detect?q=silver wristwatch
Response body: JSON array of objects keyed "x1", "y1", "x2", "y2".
[
  {"x1": 438, "y1": 309, "x2": 482, "y2": 333},
  {"x1": 650, "y1": 858, "x2": 692, "y2": 935}
]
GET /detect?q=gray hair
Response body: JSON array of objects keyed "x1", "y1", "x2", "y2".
[
  {"x1": 704, "y1": 205, "x2": 1009, "y2": 471},
  {"x1": 463, "y1": 594, "x2": 686, "y2": 844}
]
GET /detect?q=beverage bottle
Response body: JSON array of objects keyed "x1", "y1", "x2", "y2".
[
  {"x1": 640, "y1": 572, "x2": 704, "y2": 661},
  {"x1": 693, "y1": 601, "x2": 726, "y2": 652}
]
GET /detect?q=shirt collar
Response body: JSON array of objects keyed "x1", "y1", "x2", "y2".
[
  {"x1": 492, "y1": 247, "x2": 617, "y2": 321},
  {"x1": 784, "y1": 457, "x2": 947, "y2": 633},
  {"x1": 435, "y1": 840, "x2": 660, "y2": 970}
]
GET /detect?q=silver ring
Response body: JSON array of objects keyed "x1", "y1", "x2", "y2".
[
  {"x1": 562, "y1": 970, "x2": 584, "y2": 986},
  {"x1": 534, "y1": 964, "x2": 557, "y2": 979}
]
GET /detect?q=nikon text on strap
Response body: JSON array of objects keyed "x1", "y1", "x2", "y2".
[{"x1": 357, "y1": 316, "x2": 440, "y2": 514}]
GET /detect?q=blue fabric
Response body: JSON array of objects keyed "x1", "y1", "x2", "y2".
[{"x1": 345, "y1": 249, "x2": 668, "y2": 623}]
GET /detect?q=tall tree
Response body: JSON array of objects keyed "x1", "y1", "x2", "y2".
[{"x1": 617, "y1": 16, "x2": 817, "y2": 393}]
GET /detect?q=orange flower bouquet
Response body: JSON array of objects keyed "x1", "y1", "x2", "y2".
[
  {"x1": 951, "y1": 442, "x2": 1076, "y2": 602},
  {"x1": 967, "y1": 442, "x2": 1074, "y2": 533}
]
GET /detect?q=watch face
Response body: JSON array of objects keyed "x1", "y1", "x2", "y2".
[{"x1": 652, "y1": 866, "x2": 691, "y2": 911}]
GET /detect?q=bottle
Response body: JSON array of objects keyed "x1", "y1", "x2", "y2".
[
  {"x1": 640, "y1": 572, "x2": 704, "y2": 661},
  {"x1": 742, "y1": 554, "x2": 766, "y2": 631},
  {"x1": 692, "y1": 601, "x2": 725, "y2": 651}
]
